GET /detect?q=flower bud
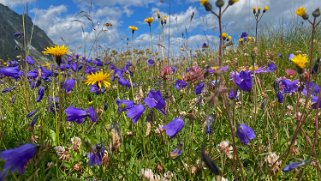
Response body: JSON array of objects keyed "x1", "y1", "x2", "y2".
[
  {"x1": 228, "y1": 0, "x2": 238, "y2": 6},
  {"x1": 252, "y1": 7, "x2": 256, "y2": 14},
  {"x1": 312, "y1": 8, "x2": 320, "y2": 18},
  {"x1": 216, "y1": 0, "x2": 224, "y2": 8},
  {"x1": 204, "y1": 2, "x2": 213, "y2": 11},
  {"x1": 302, "y1": 14, "x2": 309, "y2": 20}
]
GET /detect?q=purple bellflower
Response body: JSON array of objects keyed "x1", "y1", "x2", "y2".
[
  {"x1": 144, "y1": 90, "x2": 166, "y2": 115},
  {"x1": 64, "y1": 79, "x2": 76, "y2": 94},
  {"x1": 65, "y1": 106, "x2": 97, "y2": 124},
  {"x1": 0, "y1": 144, "x2": 38, "y2": 180},
  {"x1": 126, "y1": 104, "x2": 145, "y2": 124},
  {"x1": 175, "y1": 80, "x2": 187, "y2": 90},
  {"x1": 163, "y1": 118, "x2": 185, "y2": 138},
  {"x1": 236, "y1": 123, "x2": 256, "y2": 145},
  {"x1": 194, "y1": 82, "x2": 204, "y2": 95}
]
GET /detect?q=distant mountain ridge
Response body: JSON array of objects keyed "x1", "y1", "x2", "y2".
[{"x1": 0, "y1": 3, "x2": 54, "y2": 60}]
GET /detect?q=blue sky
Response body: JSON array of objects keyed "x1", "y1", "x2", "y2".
[{"x1": 1, "y1": 0, "x2": 320, "y2": 56}]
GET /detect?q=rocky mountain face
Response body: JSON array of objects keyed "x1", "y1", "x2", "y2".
[{"x1": 0, "y1": 3, "x2": 54, "y2": 60}]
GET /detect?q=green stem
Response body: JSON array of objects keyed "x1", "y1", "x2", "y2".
[{"x1": 218, "y1": 8, "x2": 223, "y2": 66}]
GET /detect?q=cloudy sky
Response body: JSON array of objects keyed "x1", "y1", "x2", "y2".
[{"x1": 0, "y1": 0, "x2": 320, "y2": 56}]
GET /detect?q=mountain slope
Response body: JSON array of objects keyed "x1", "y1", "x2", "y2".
[{"x1": 0, "y1": 3, "x2": 54, "y2": 60}]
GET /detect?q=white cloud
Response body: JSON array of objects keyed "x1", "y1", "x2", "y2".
[
  {"x1": 0, "y1": 0, "x2": 36, "y2": 7},
  {"x1": 31, "y1": 4, "x2": 124, "y2": 56},
  {"x1": 73, "y1": 0, "x2": 156, "y2": 7}
]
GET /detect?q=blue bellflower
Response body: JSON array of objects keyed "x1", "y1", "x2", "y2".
[
  {"x1": 236, "y1": 123, "x2": 256, "y2": 145},
  {"x1": 283, "y1": 160, "x2": 307, "y2": 173},
  {"x1": 40, "y1": 67, "x2": 54, "y2": 81},
  {"x1": 64, "y1": 79, "x2": 76, "y2": 94},
  {"x1": 163, "y1": 118, "x2": 185, "y2": 138},
  {"x1": 228, "y1": 89, "x2": 238, "y2": 100},
  {"x1": 231, "y1": 71, "x2": 252, "y2": 92},
  {"x1": 65, "y1": 106, "x2": 97, "y2": 124},
  {"x1": 36, "y1": 87, "x2": 45, "y2": 102},
  {"x1": 147, "y1": 59, "x2": 155, "y2": 66},
  {"x1": 0, "y1": 144, "x2": 38, "y2": 180},
  {"x1": 0, "y1": 66, "x2": 22, "y2": 79},
  {"x1": 175, "y1": 80, "x2": 187, "y2": 90},
  {"x1": 194, "y1": 82, "x2": 204, "y2": 95},
  {"x1": 267, "y1": 63, "x2": 277, "y2": 73},
  {"x1": 27, "y1": 68, "x2": 38, "y2": 79},
  {"x1": 2, "y1": 86, "x2": 16, "y2": 93},
  {"x1": 25, "y1": 56, "x2": 35, "y2": 65},
  {"x1": 87, "y1": 144, "x2": 104, "y2": 166},
  {"x1": 126, "y1": 104, "x2": 145, "y2": 123},
  {"x1": 116, "y1": 99, "x2": 134, "y2": 112},
  {"x1": 26, "y1": 109, "x2": 37, "y2": 118},
  {"x1": 144, "y1": 90, "x2": 166, "y2": 115}
]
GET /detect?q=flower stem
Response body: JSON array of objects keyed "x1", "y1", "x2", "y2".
[{"x1": 218, "y1": 8, "x2": 223, "y2": 66}]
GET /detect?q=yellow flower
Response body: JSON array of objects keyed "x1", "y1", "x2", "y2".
[
  {"x1": 85, "y1": 71, "x2": 112, "y2": 89},
  {"x1": 128, "y1": 26, "x2": 138, "y2": 31},
  {"x1": 42, "y1": 45, "x2": 68, "y2": 57},
  {"x1": 292, "y1": 54, "x2": 308, "y2": 69},
  {"x1": 200, "y1": 0, "x2": 209, "y2": 5},
  {"x1": 296, "y1": 7, "x2": 306, "y2": 17},
  {"x1": 227, "y1": 36, "x2": 232, "y2": 41},
  {"x1": 238, "y1": 38, "x2": 244, "y2": 43},
  {"x1": 212, "y1": 66, "x2": 220, "y2": 70},
  {"x1": 248, "y1": 36, "x2": 255, "y2": 42},
  {"x1": 221, "y1": 32, "x2": 228, "y2": 39},
  {"x1": 264, "y1": 6, "x2": 269, "y2": 12},
  {"x1": 144, "y1": 17, "x2": 154, "y2": 24},
  {"x1": 249, "y1": 65, "x2": 259, "y2": 71}
]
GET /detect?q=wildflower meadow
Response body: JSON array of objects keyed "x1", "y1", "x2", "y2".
[{"x1": 0, "y1": 0, "x2": 321, "y2": 180}]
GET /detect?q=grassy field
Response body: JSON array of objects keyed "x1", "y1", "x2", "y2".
[{"x1": 1, "y1": 2, "x2": 321, "y2": 181}]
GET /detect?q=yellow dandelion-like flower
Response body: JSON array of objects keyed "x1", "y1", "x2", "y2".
[
  {"x1": 129, "y1": 26, "x2": 138, "y2": 31},
  {"x1": 200, "y1": 0, "x2": 209, "y2": 5},
  {"x1": 296, "y1": 7, "x2": 306, "y2": 17},
  {"x1": 144, "y1": 17, "x2": 154, "y2": 24},
  {"x1": 221, "y1": 32, "x2": 228, "y2": 39},
  {"x1": 292, "y1": 54, "x2": 308, "y2": 69},
  {"x1": 43, "y1": 45, "x2": 68, "y2": 57},
  {"x1": 264, "y1": 6, "x2": 269, "y2": 12},
  {"x1": 227, "y1": 35, "x2": 232, "y2": 41},
  {"x1": 85, "y1": 71, "x2": 112, "y2": 89}
]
